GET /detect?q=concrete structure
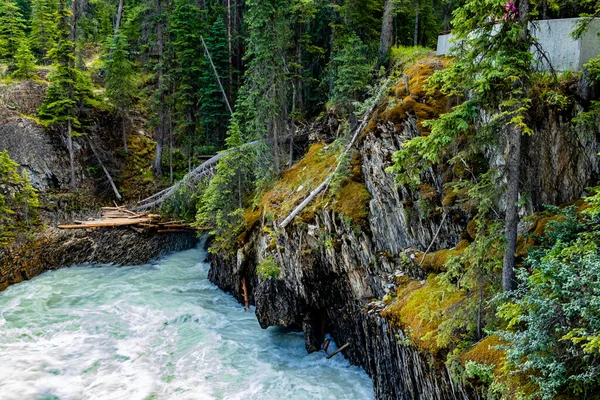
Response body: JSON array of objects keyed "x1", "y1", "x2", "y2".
[{"x1": 436, "y1": 18, "x2": 600, "y2": 71}]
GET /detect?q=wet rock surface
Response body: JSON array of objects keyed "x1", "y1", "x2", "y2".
[{"x1": 0, "y1": 228, "x2": 198, "y2": 291}]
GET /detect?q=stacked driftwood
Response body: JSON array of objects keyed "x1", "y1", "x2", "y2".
[{"x1": 57, "y1": 206, "x2": 201, "y2": 233}]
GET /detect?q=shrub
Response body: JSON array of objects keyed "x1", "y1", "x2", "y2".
[{"x1": 256, "y1": 255, "x2": 281, "y2": 280}]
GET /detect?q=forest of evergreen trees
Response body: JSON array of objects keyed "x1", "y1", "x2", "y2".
[{"x1": 3, "y1": 1, "x2": 600, "y2": 398}]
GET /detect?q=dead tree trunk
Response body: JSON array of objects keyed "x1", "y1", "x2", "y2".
[
  {"x1": 502, "y1": 0, "x2": 530, "y2": 292},
  {"x1": 201, "y1": 35, "x2": 233, "y2": 115},
  {"x1": 153, "y1": 3, "x2": 165, "y2": 176},
  {"x1": 502, "y1": 125, "x2": 521, "y2": 292},
  {"x1": 414, "y1": 0, "x2": 420, "y2": 46},
  {"x1": 67, "y1": 120, "x2": 76, "y2": 190},
  {"x1": 122, "y1": 114, "x2": 128, "y2": 154},
  {"x1": 378, "y1": 0, "x2": 395, "y2": 67},
  {"x1": 89, "y1": 141, "x2": 123, "y2": 201},
  {"x1": 114, "y1": 0, "x2": 124, "y2": 36}
]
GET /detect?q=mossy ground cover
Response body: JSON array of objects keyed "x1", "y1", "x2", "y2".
[
  {"x1": 245, "y1": 142, "x2": 371, "y2": 229},
  {"x1": 120, "y1": 134, "x2": 167, "y2": 200},
  {"x1": 365, "y1": 57, "x2": 449, "y2": 138},
  {"x1": 382, "y1": 274, "x2": 466, "y2": 354}
]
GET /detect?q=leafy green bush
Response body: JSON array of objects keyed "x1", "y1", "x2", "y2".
[
  {"x1": 256, "y1": 255, "x2": 281, "y2": 280},
  {"x1": 0, "y1": 150, "x2": 39, "y2": 245}
]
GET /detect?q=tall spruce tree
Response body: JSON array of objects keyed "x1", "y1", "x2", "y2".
[
  {"x1": 170, "y1": 0, "x2": 205, "y2": 164},
  {"x1": 39, "y1": 0, "x2": 92, "y2": 190},
  {"x1": 199, "y1": 17, "x2": 231, "y2": 148},
  {"x1": 237, "y1": 0, "x2": 293, "y2": 176},
  {"x1": 12, "y1": 38, "x2": 37, "y2": 79},
  {"x1": 0, "y1": 0, "x2": 27, "y2": 67},
  {"x1": 30, "y1": 0, "x2": 58, "y2": 63},
  {"x1": 104, "y1": 31, "x2": 137, "y2": 153}
]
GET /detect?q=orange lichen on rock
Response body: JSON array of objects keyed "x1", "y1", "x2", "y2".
[
  {"x1": 389, "y1": 58, "x2": 449, "y2": 134},
  {"x1": 364, "y1": 58, "x2": 449, "y2": 139},
  {"x1": 333, "y1": 181, "x2": 371, "y2": 225},
  {"x1": 259, "y1": 142, "x2": 338, "y2": 219}
]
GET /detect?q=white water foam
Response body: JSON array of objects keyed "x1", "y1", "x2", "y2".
[{"x1": 0, "y1": 246, "x2": 373, "y2": 400}]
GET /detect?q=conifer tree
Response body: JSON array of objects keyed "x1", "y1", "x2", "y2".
[
  {"x1": 170, "y1": 0, "x2": 204, "y2": 161},
  {"x1": 331, "y1": 32, "x2": 370, "y2": 116},
  {"x1": 237, "y1": 0, "x2": 293, "y2": 176},
  {"x1": 12, "y1": 38, "x2": 37, "y2": 79},
  {"x1": 199, "y1": 17, "x2": 231, "y2": 147},
  {"x1": 39, "y1": 0, "x2": 92, "y2": 190},
  {"x1": 104, "y1": 31, "x2": 137, "y2": 153},
  {"x1": 30, "y1": 0, "x2": 58, "y2": 63},
  {"x1": 0, "y1": 0, "x2": 27, "y2": 67}
]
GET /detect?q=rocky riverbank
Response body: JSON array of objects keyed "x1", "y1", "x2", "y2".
[{"x1": 0, "y1": 227, "x2": 198, "y2": 291}]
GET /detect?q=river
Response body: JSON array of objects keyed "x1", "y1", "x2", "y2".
[{"x1": 0, "y1": 244, "x2": 374, "y2": 400}]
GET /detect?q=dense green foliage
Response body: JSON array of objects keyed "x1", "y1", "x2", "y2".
[
  {"x1": 12, "y1": 37, "x2": 36, "y2": 79},
  {"x1": 497, "y1": 206, "x2": 600, "y2": 399},
  {"x1": 39, "y1": 0, "x2": 92, "y2": 129},
  {"x1": 30, "y1": 0, "x2": 57, "y2": 62},
  {"x1": 0, "y1": 0, "x2": 27, "y2": 68},
  {"x1": 104, "y1": 30, "x2": 137, "y2": 152},
  {"x1": 0, "y1": 150, "x2": 39, "y2": 246}
]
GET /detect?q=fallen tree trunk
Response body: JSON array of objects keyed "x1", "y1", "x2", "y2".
[
  {"x1": 136, "y1": 133, "x2": 309, "y2": 211},
  {"x1": 326, "y1": 342, "x2": 351, "y2": 359},
  {"x1": 279, "y1": 79, "x2": 390, "y2": 229},
  {"x1": 89, "y1": 141, "x2": 122, "y2": 201}
]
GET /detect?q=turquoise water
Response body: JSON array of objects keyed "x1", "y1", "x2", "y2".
[{"x1": 0, "y1": 245, "x2": 373, "y2": 400}]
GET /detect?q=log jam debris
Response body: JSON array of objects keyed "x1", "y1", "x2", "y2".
[{"x1": 57, "y1": 207, "x2": 205, "y2": 233}]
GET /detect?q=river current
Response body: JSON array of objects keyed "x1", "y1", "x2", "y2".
[{"x1": 0, "y1": 245, "x2": 373, "y2": 400}]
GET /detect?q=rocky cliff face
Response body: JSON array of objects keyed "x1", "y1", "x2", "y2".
[
  {"x1": 209, "y1": 117, "x2": 476, "y2": 399},
  {"x1": 208, "y1": 70, "x2": 600, "y2": 398},
  {"x1": 0, "y1": 81, "x2": 76, "y2": 191},
  {"x1": 0, "y1": 80, "x2": 123, "y2": 194}
]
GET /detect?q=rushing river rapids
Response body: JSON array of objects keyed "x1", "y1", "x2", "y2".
[{"x1": 0, "y1": 244, "x2": 373, "y2": 400}]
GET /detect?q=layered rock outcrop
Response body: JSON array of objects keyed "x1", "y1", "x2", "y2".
[
  {"x1": 209, "y1": 68, "x2": 600, "y2": 399},
  {"x1": 0, "y1": 81, "x2": 76, "y2": 190}
]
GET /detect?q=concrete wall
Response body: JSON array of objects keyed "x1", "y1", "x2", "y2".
[
  {"x1": 436, "y1": 18, "x2": 600, "y2": 71},
  {"x1": 436, "y1": 33, "x2": 453, "y2": 57}
]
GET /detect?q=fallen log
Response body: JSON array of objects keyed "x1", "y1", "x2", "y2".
[
  {"x1": 279, "y1": 78, "x2": 391, "y2": 229},
  {"x1": 242, "y1": 278, "x2": 250, "y2": 311},
  {"x1": 323, "y1": 338, "x2": 331, "y2": 352},
  {"x1": 58, "y1": 217, "x2": 151, "y2": 229},
  {"x1": 326, "y1": 342, "x2": 351, "y2": 360},
  {"x1": 136, "y1": 133, "x2": 310, "y2": 211}
]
